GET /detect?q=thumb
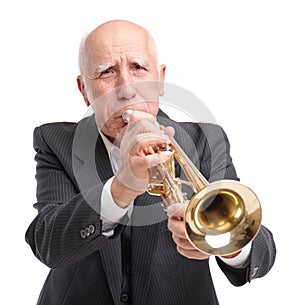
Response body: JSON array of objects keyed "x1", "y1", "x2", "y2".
[
  {"x1": 161, "y1": 126, "x2": 175, "y2": 138},
  {"x1": 167, "y1": 202, "x2": 187, "y2": 217}
]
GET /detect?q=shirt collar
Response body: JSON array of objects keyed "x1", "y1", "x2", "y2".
[{"x1": 99, "y1": 131, "x2": 119, "y2": 155}]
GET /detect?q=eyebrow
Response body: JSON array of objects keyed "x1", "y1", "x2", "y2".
[
  {"x1": 96, "y1": 62, "x2": 114, "y2": 73},
  {"x1": 95, "y1": 58, "x2": 150, "y2": 74},
  {"x1": 131, "y1": 57, "x2": 149, "y2": 67}
]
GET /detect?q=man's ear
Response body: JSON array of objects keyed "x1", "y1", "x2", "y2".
[
  {"x1": 159, "y1": 64, "x2": 166, "y2": 96},
  {"x1": 77, "y1": 75, "x2": 90, "y2": 107}
]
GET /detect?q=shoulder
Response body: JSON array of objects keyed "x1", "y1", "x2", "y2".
[
  {"x1": 33, "y1": 121, "x2": 78, "y2": 149},
  {"x1": 34, "y1": 121, "x2": 79, "y2": 136},
  {"x1": 33, "y1": 116, "x2": 95, "y2": 153},
  {"x1": 177, "y1": 121, "x2": 225, "y2": 135},
  {"x1": 174, "y1": 120, "x2": 231, "y2": 153}
]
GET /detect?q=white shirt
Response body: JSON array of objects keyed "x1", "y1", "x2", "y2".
[
  {"x1": 99, "y1": 132, "x2": 134, "y2": 236},
  {"x1": 99, "y1": 132, "x2": 251, "y2": 268}
]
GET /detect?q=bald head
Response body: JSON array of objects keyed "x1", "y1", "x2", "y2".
[{"x1": 78, "y1": 20, "x2": 158, "y2": 76}]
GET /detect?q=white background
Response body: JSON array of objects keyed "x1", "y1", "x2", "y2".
[{"x1": 1, "y1": 0, "x2": 299, "y2": 304}]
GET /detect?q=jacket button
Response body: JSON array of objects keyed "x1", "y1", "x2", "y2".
[
  {"x1": 121, "y1": 293, "x2": 129, "y2": 302},
  {"x1": 80, "y1": 229, "x2": 86, "y2": 239},
  {"x1": 89, "y1": 224, "x2": 95, "y2": 234},
  {"x1": 85, "y1": 227, "x2": 91, "y2": 237}
]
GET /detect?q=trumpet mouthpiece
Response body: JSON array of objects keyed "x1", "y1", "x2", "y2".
[{"x1": 122, "y1": 109, "x2": 134, "y2": 123}]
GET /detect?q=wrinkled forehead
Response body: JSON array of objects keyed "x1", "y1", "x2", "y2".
[{"x1": 79, "y1": 21, "x2": 158, "y2": 74}]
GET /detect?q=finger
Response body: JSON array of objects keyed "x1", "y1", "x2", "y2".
[
  {"x1": 166, "y1": 202, "x2": 186, "y2": 218},
  {"x1": 145, "y1": 150, "x2": 173, "y2": 168},
  {"x1": 168, "y1": 216, "x2": 186, "y2": 239},
  {"x1": 172, "y1": 234, "x2": 196, "y2": 251},
  {"x1": 145, "y1": 146, "x2": 156, "y2": 155},
  {"x1": 176, "y1": 246, "x2": 210, "y2": 260},
  {"x1": 125, "y1": 133, "x2": 170, "y2": 158},
  {"x1": 134, "y1": 132, "x2": 169, "y2": 146}
]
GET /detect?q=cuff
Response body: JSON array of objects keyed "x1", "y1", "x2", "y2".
[
  {"x1": 101, "y1": 177, "x2": 133, "y2": 234},
  {"x1": 218, "y1": 241, "x2": 252, "y2": 268}
]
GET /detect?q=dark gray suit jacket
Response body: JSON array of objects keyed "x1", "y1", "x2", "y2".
[{"x1": 25, "y1": 111, "x2": 276, "y2": 305}]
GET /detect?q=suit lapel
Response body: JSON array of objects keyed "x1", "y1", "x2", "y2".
[{"x1": 72, "y1": 115, "x2": 113, "y2": 195}]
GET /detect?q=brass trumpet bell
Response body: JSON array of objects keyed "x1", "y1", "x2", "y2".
[{"x1": 185, "y1": 180, "x2": 261, "y2": 256}]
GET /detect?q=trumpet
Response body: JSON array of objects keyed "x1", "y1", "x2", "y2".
[{"x1": 122, "y1": 110, "x2": 262, "y2": 256}]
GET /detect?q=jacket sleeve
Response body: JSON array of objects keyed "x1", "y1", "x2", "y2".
[
  {"x1": 216, "y1": 225, "x2": 276, "y2": 286},
  {"x1": 197, "y1": 123, "x2": 276, "y2": 286},
  {"x1": 25, "y1": 124, "x2": 120, "y2": 269}
]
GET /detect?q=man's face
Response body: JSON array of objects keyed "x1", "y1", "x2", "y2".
[{"x1": 79, "y1": 22, "x2": 165, "y2": 142}]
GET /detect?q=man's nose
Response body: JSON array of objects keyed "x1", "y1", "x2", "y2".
[{"x1": 116, "y1": 72, "x2": 136, "y2": 101}]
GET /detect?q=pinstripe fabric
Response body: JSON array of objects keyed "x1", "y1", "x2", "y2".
[{"x1": 25, "y1": 110, "x2": 276, "y2": 305}]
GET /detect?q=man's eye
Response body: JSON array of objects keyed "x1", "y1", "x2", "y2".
[
  {"x1": 135, "y1": 64, "x2": 143, "y2": 70},
  {"x1": 98, "y1": 68, "x2": 113, "y2": 78}
]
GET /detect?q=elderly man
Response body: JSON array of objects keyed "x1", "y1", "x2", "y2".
[{"x1": 26, "y1": 20, "x2": 276, "y2": 305}]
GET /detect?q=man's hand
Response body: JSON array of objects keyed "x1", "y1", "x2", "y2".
[
  {"x1": 167, "y1": 203, "x2": 210, "y2": 260},
  {"x1": 111, "y1": 110, "x2": 173, "y2": 208}
]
